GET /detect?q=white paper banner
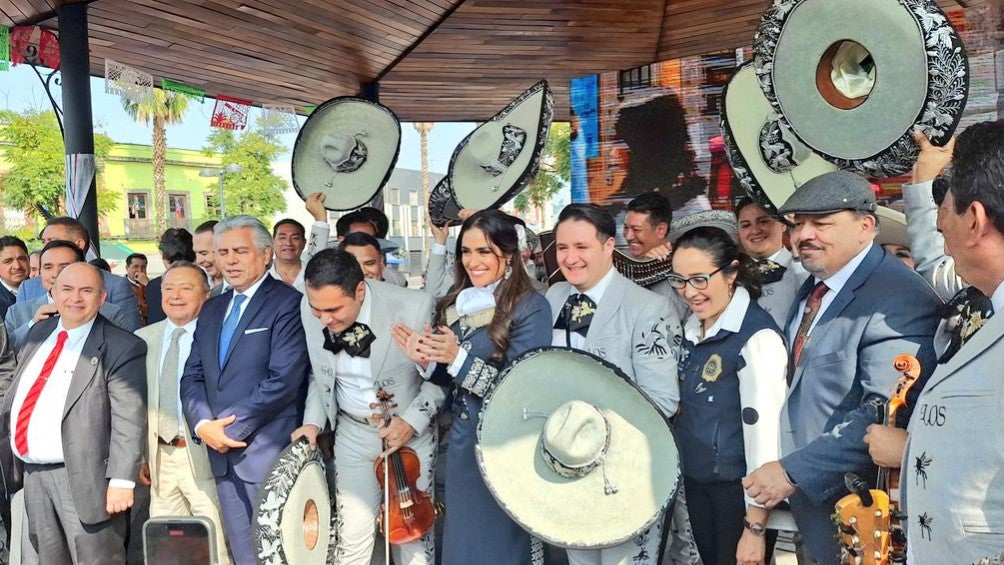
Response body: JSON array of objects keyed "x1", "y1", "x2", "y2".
[
  {"x1": 105, "y1": 59, "x2": 153, "y2": 102},
  {"x1": 261, "y1": 104, "x2": 300, "y2": 135}
]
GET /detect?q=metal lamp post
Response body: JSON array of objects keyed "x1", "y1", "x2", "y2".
[{"x1": 199, "y1": 163, "x2": 244, "y2": 218}]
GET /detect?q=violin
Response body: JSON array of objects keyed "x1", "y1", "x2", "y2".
[
  {"x1": 373, "y1": 388, "x2": 437, "y2": 545},
  {"x1": 834, "y1": 354, "x2": 920, "y2": 564}
]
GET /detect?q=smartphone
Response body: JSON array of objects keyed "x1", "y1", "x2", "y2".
[{"x1": 143, "y1": 516, "x2": 217, "y2": 565}]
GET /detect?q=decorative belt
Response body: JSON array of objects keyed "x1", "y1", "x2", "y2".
[{"x1": 158, "y1": 436, "x2": 187, "y2": 448}]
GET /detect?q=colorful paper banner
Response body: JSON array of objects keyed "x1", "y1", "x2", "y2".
[
  {"x1": 162, "y1": 78, "x2": 206, "y2": 102},
  {"x1": 0, "y1": 27, "x2": 10, "y2": 71},
  {"x1": 211, "y1": 95, "x2": 253, "y2": 130},
  {"x1": 261, "y1": 104, "x2": 299, "y2": 135}
]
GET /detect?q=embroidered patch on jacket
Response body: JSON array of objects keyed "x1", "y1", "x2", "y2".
[{"x1": 702, "y1": 354, "x2": 723, "y2": 382}]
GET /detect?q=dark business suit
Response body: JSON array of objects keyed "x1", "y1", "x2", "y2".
[
  {"x1": 144, "y1": 276, "x2": 165, "y2": 324},
  {"x1": 0, "y1": 315, "x2": 147, "y2": 564},
  {"x1": 780, "y1": 245, "x2": 941, "y2": 563},
  {"x1": 180, "y1": 274, "x2": 308, "y2": 565},
  {"x1": 17, "y1": 272, "x2": 141, "y2": 330},
  {"x1": 0, "y1": 287, "x2": 15, "y2": 321}
]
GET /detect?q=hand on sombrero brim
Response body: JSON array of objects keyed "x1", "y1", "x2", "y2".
[{"x1": 911, "y1": 129, "x2": 955, "y2": 185}]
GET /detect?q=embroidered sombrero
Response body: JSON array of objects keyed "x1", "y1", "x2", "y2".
[
  {"x1": 753, "y1": 0, "x2": 968, "y2": 178},
  {"x1": 253, "y1": 438, "x2": 335, "y2": 564},
  {"x1": 667, "y1": 210, "x2": 738, "y2": 244},
  {"x1": 448, "y1": 80, "x2": 554, "y2": 213},
  {"x1": 721, "y1": 63, "x2": 837, "y2": 216},
  {"x1": 291, "y1": 97, "x2": 401, "y2": 211},
  {"x1": 477, "y1": 347, "x2": 680, "y2": 549}
]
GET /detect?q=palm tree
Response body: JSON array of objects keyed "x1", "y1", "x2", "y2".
[
  {"x1": 121, "y1": 89, "x2": 189, "y2": 234},
  {"x1": 414, "y1": 122, "x2": 433, "y2": 223}
]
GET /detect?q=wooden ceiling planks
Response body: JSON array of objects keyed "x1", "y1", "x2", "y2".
[{"x1": 1, "y1": 0, "x2": 997, "y2": 121}]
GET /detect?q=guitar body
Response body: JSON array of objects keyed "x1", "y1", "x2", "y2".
[{"x1": 834, "y1": 489, "x2": 891, "y2": 565}]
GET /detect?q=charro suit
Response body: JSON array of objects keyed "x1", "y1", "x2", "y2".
[
  {"x1": 780, "y1": 245, "x2": 941, "y2": 563},
  {"x1": 18, "y1": 271, "x2": 141, "y2": 330},
  {"x1": 756, "y1": 247, "x2": 809, "y2": 330},
  {"x1": 901, "y1": 288, "x2": 1004, "y2": 564},
  {"x1": 180, "y1": 274, "x2": 309, "y2": 565},
  {"x1": 5, "y1": 293, "x2": 134, "y2": 352},
  {"x1": 0, "y1": 315, "x2": 146, "y2": 563},
  {"x1": 902, "y1": 180, "x2": 964, "y2": 301},
  {"x1": 301, "y1": 280, "x2": 444, "y2": 563}
]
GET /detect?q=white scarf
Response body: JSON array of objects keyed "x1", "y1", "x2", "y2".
[{"x1": 456, "y1": 280, "x2": 500, "y2": 316}]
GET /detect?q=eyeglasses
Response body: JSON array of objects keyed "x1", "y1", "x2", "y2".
[{"x1": 666, "y1": 266, "x2": 724, "y2": 290}]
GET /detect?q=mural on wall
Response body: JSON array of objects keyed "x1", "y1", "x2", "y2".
[{"x1": 569, "y1": 5, "x2": 1001, "y2": 219}]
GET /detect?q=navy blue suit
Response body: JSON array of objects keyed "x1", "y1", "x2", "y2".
[{"x1": 180, "y1": 275, "x2": 308, "y2": 564}]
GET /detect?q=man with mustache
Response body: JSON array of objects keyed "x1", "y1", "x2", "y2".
[
  {"x1": 0, "y1": 237, "x2": 29, "y2": 319},
  {"x1": 742, "y1": 171, "x2": 941, "y2": 564}
]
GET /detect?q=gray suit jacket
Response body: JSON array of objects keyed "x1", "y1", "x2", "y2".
[
  {"x1": 17, "y1": 271, "x2": 141, "y2": 330},
  {"x1": 902, "y1": 310, "x2": 1004, "y2": 563},
  {"x1": 0, "y1": 315, "x2": 147, "y2": 525},
  {"x1": 300, "y1": 280, "x2": 445, "y2": 436},
  {"x1": 546, "y1": 271, "x2": 683, "y2": 416},
  {"x1": 136, "y1": 321, "x2": 214, "y2": 487},
  {"x1": 5, "y1": 293, "x2": 134, "y2": 353},
  {"x1": 903, "y1": 180, "x2": 964, "y2": 301},
  {"x1": 780, "y1": 245, "x2": 941, "y2": 563},
  {"x1": 423, "y1": 250, "x2": 455, "y2": 299}
]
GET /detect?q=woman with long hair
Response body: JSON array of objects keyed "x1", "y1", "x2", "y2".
[
  {"x1": 392, "y1": 209, "x2": 552, "y2": 565},
  {"x1": 669, "y1": 226, "x2": 788, "y2": 565}
]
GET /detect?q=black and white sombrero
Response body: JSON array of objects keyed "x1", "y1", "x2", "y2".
[
  {"x1": 447, "y1": 80, "x2": 554, "y2": 213},
  {"x1": 477, "y1": 347, "x2": 680, "y2": 549},
  {"x1": 291, "y1": 97, "x2": 401, "y2": 211},
  {"x1": 721, "y1": 63, "x2": 837, "y2": 216},
  {"x1": 753, "y1": 0, "x2": 968, "y2": 178}
]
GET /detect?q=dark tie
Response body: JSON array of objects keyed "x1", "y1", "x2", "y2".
[
  {"x1": 158, "y1": 327, "x2": 186, "y2": 443},
  {"x1": 323, "y1": 323, "x2": 375, "y2": 358},
  {"x1": 219, "y1": 293, "x2": 246, "y2": 369},
  {"x1": 939, "y1": 286, "x2": 994, "y2": 364},
  {"x1": 790, "y1": 281, "x2": 829, "y2": 380},
  {"x1": 554, "y1": 293, "x2": 597, "y2": 347},
  {"x1": 15, "y1": 330, "x2": 68, "y2": 456},
  {"x1": 756, "y1": 259, "x2": 787, "y2": 285}
]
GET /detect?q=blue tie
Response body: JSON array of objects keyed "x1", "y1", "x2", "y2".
[{"x1": 219, "y1": 293, "x2": 247, "y2": 369}]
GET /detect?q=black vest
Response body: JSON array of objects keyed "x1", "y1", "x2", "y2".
[{"x1": 675, "y1": 299, "x2": 782, "y2": 483}]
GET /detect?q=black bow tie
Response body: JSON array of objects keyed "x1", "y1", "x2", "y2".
[
  {"x1": 939, "y1": 286, "x2": 994, "y2": 364},
  {"x1": 754, "y1": 259, "x2": 787, "y2": 285},
  {"x1": 323, "y1": 323, "x2": 375, "y2": 358},
  {"x1": 554, "y1": 294, "x2": 597, "y2": 338}
]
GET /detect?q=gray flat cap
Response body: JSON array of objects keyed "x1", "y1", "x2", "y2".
[
  {"x1": 777, "y1": 170, "x2": 877, "y2": 215},
  {"x1": 668, "y1": 210, "x2": 738, "y2": 243}
]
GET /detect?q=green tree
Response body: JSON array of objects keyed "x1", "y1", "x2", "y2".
[
  {"x1": 203, "y1": 127, "x2": 288, "y2": 223},
  {"x1": 121, "y1": 89, "x2": 189, "y2": 234},
  {"x1": 0, "y1": 109, "x2": 117, "y2": 223},
  {"x1": 514, "y1": 122, "x2": 571, "y2": 222}
]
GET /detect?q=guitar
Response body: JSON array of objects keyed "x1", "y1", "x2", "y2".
[{"x1": 834, "y1": 354, "x2": 920, "y2": 565}]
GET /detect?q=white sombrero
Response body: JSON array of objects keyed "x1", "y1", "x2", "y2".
[
  {"x1": 291, "y1": 97, "x2": 401, "y2": 211},
  {"x1": 753, "y1": 0, "x2": 968, "y2": 178},
  {"x1": 875, "y1": 205, "x2": 909, "y2": 249},
  {"x1": 448, "y1": 80, "x2": 554, "y2": 212},
  {"x1": 477, "y1": 347, "x2": 679, "y2": 549},
  {"x1": 721, "y1": 63, "x2": 837, "y2": 216},
  {"x1": 667, "y1": 210, "x2": 738, "y2": 244},
  {"x1": 254, "y1": 438, "x2": 335, "y2": 564}
]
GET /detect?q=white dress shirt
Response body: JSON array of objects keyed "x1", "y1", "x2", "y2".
[
  {"x1": 787, "y1": 243, "x2": 874, "y2": 341},
  {"x1": 160, "y1": 318, "x2": 198, "y2": 438},
  {"x1": 330, "y1": 292, "x2": 377, "y2": 420},
  {"x1": 550, "y1": 266, "x2": 616, "y2": 349},
  {"x1": 269, "y1": 262, "x2": 305, "y2": 293}
]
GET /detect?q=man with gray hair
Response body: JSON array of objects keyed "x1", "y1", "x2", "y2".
[{"x1": 180, "y1": 215, "x2": 309, "y2": 565}]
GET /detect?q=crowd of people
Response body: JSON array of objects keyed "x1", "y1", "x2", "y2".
[{"x1": 0, "y1": 120, "x2": 999, "y2": 565}]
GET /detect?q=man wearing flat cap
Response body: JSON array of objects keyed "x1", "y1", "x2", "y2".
[{"x1": 741, "y1": 170, "x2": 941, "y2": 564}]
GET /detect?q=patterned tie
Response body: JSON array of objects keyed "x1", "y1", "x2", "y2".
[
  {"x1": 323, "y1": 323, "x2": 375, "y2": 358},
  {"x1": 158, "y1": 327, "x2": 186, "y2": 442},
  {"x1": 554, "y1": 293, "x2": 597, "y2": 347},
  {"x1": 15, "y1": 330, "x2": 69, "y2": 456},
  {"x1": 939, "y1": 286, "x2": 994, "y2": 364},
  {"x1": 219, "y1": 293, "x2": 247, "y2": 369},
  {"x1": 790, "y1": 281, "x2": 829, "y2": 381}
]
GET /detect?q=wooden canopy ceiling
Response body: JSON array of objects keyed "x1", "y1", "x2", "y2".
[{"x1": 0, "y1": 0, "x2": 988, "y2": 121}]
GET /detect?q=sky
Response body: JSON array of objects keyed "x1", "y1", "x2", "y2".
[{"x1": 0, "y1": 64, "x2": 475, "y2": 175}]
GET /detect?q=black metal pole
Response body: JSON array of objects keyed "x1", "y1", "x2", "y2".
[{"x1": 56, "y1": 3, "x2": 100, "y2": 256}]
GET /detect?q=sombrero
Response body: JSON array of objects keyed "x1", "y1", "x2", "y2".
[
  {"x1": 448, "y1": 80, "x2": 554, "y2": 212},
  {"x1": 477, "y1": 347, "x2": 680, "y2": 549},
  {"x1": 667, "y1": 210, "x2": 738, "y2": 244},
  {"x1": 291, "y1": 97, "x2": 401, "y2": 211},
  {"x1": 721, "y1": 63, "x2": 837, "y2": 216},
  {"x1": 428, "y1": 175, "x2": 464, "y2": 226},
  {"x1": 875, "y1": 206, "x2": 909, "y2": 249},
  {"x1": 254, "y1": 438, "x2": 335, "y2": 564},
  {"x1": 753, "y1": 0, "x2": 968, "y2": 178}
]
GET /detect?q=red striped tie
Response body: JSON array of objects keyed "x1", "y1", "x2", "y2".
[{"x1": 14, "y1": 330, "x2": 69, "y2": 456}]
